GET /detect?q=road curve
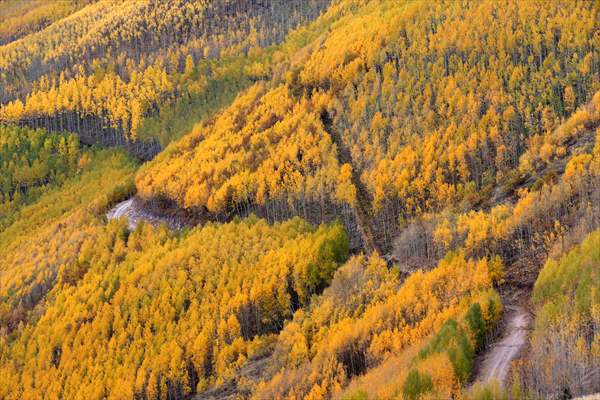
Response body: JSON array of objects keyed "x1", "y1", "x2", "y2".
[
  {"x1": 107, "y1": 198, "x2": 135, "y2": 219},
  {"x1": 106, "y1": 198, "x2": 138, "y2": 229},
  {"x1": 106, "y1": 197, "x2": 186, "y2": 230}
]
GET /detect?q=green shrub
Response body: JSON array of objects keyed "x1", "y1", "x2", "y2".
[
  {"x1": 403, "y1": 369, "x2": 433, "y2": 400},
  {"x1": 465, "y1": 303, "x2": 486, "y2": 351}
]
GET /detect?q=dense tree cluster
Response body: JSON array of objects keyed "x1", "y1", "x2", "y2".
[
  {"x1": 390, "y1": 92, "x2": 600, "y2": 270},
  {"x1": 0, "y1": 124, "x2": 82, "y2": 229},
  {"x1": 0, "y1": 212, "x2": 348, "y2": 399},
  {"x1": 0, "y1": 66, "x2": 174, "y2": 142},
  {"x1": 253, "y1": 252, "x2": 502, "y2": 399},
  {"x1": 0, "y1": 0, "x2": 331, "y2": 147},
  {"x1": 0, "y1": 0, "x2": 91, "y2": 46},
  {"x1": 136, "y1": 84, "x2": 347, "y2": 213},
  {"x1": 137, "y1": 3, "x2": 348, "y2": 147},
  {"x1": 312, "y1": 0, "x2": 598, "y2": 212},
  {"x1": 0, "y1": 147, "x2": 136, "y2": 333}
]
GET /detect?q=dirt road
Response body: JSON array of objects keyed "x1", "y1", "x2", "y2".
[
  {"x1": 106, "y1": 197, "x2": 187, "y2": 230},
  {"x1": 475, "y1": 305, "x2": 531, "y2": 385}
]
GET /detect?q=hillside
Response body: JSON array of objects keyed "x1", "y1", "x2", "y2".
[
  {"x1": 0, "y1": 1, "x2": 599, "y2": 400},
  {"x1": 0, "y1": 0, "x2": 331, "y2": 156},
  {"x1": 136, "y1": 0, "x2": 600, "y2": 252}
]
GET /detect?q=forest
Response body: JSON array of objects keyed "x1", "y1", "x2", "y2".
[
  {"x1": 0, "y1": 0, "x2": 598, "y2": 399},
  {"x1": 0, "y1": 0, "x2": 331, "y2": 156},
  {"x1": 136, "y1": 0, "x2": 600, "y2": 251},
  {"x1": 0, "y1": 125, "x2": 81, "y2": 228}
]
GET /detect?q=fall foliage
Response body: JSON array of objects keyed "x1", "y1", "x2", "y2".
[
  {"x1": 137, "y1": 0, "x2": 600, "y2": 251},
  {"x1": 512, "y1": 229, "x2": 600, "y2": 398},
  {"x1": 0, "y1": 0, "x2": 331, "y2": 150},
  {"x1": 0, "y1": 124, "x2": 82, "y2": 229},
  {"x1": 253, "y1": 252, "x2": 502, "y2": 399},
  {"x1": 1, "y1": 1, "x2": 599, "y2": 399}
]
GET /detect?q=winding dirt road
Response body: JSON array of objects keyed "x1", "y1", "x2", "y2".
[{"x1": 475, "y1": 305, "x2": 531, "y2": 385}]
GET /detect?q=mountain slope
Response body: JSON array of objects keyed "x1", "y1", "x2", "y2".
[
  {"x1": 136, "y1": 0, "x2": 600, "y2": 251},
  {"x1": 0, "y1": 0, "x2": 331, "y2": 155},
  {"x1": 0, "y1": 1, "x2": 599, "y2": 400}
]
